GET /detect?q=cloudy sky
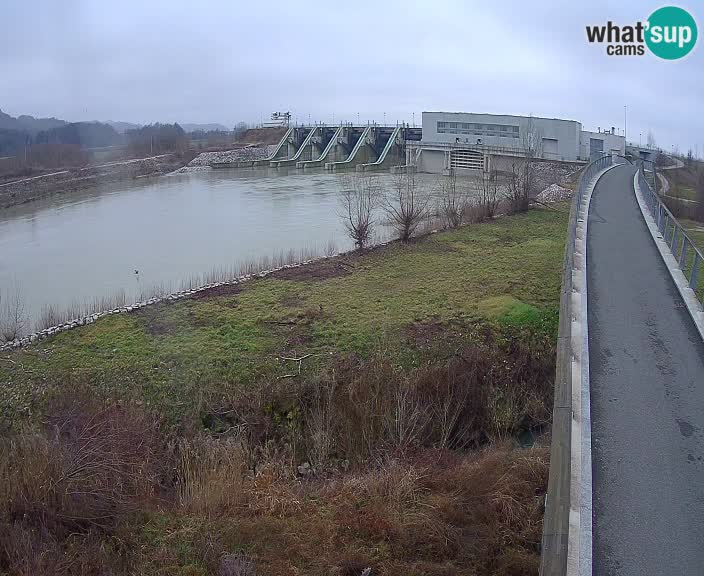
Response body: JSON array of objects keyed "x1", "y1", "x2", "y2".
[{"x1": 1, "y1": 0, "x2": 702, "y2": 153}]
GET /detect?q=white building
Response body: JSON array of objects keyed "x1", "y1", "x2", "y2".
[{"x1": 413, "y1": 111, "x2": 625, "y2": 174}]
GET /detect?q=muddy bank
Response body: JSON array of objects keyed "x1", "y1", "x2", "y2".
[{"x1": 0, "y1": 154, "x2": 189, "y2": 208}]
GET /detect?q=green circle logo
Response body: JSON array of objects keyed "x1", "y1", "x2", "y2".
[{"x1": 645, "y1": 6, "x2": 698, "y2": 59}]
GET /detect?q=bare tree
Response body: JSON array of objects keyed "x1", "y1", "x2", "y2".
[
  {"x1": 439, "y1": 168, "x2": 469, "y2": 228},
  {"x1": 647, "y1": 130, "x2": 657, "y2": 150},
  {"x1": 686, "y1": 149, "x2": 694, "y2": 167},
  {"x1": 505, "y1": 116, "x2": 543, "y2": 213},
  {"x1": 476, "y1": 170, "x2": 501, "y2": 220},
  {"x1": 338, "y1": 173, "x2": 380, "y2": 249},
  {"x1": 0, "y1": 287, "x2": 27, "y2": 342},
  {"x1": 383, "y1": 170, "x2": 430, "y2": 241}
]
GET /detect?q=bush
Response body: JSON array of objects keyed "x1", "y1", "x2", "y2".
[
  {"x1": 0, "y1": 391, "x2": 169, "y2": 574},
  {"x1": 384, "y1": 171, "x2": 431, "y2": 241},
  {"x1": 201, "y1": 325, "x2": 554, "y2": 472}
]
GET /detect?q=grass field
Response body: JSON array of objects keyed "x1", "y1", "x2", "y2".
[
  {"x1": 0, "y1": 204, "x2": 569, "y2": 576},
  {"x1": 1, "y1": 205, "x2": 567, "y2": 422},
  {"x1": 682, "y1": 219, "x2": 704, "y2": 248}
]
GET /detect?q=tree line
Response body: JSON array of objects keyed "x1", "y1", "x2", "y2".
[{"x1": 0, "y1": 122, "x2": 191, "y2": 171}]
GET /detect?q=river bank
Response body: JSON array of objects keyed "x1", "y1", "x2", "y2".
[
  {"x1": 0, "y1": 204, "x2": 567, "y2": 575},
  {"x1": 0, "y1": 153, "x2": 190, "y2": 208}
]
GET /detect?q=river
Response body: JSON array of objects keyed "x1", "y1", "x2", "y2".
[{"x1": 0, "y1": 168, "x2": 445, "y2": 331}]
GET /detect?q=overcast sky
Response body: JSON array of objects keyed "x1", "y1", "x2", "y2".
[{"x1": 1, "y1": 0, "x2": 702, "y2": 153}]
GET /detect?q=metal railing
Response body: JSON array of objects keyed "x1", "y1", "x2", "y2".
[
  {"x1": 409, "y1": 140, "x2": 582, "y2": 162},
  {"x1": 637, "y1": 160, "x2": 703, "y2": 303},
  {"x1": 540, "y1": 152, "x2": 612, "y2": 576}
]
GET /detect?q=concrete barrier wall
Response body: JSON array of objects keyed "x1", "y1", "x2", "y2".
[
  {"x1": 539, "y1": 189, "x2": 579, "y2": 576},
  {"x1": 540, "y1": 157, "x2": 616, "y2": 576}
]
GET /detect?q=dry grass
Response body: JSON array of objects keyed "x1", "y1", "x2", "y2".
[
  {"x1": 0, "y1": 391, "x2": 169, "y2": 575},
  {"x1": 177, "y1": 435, "x2": 247, "y2": 515},
  {"x1": 0, "y1": 330, "x2": 553, "y2": 575}
]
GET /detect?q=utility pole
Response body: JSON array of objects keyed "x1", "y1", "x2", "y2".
[{"x1": 624, "y1": 104, "x2": 627, "y2": 144}]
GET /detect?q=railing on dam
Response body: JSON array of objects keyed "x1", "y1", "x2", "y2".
[
  {"x1": 540, "y1": 153, "x2": 612, "y2": 576},
  {"x1": 412, "y1": 140, "x2": 585, "y2": 163},
  {"x1": 638, "y1": 161, "x2": 703, "y2": 304}
]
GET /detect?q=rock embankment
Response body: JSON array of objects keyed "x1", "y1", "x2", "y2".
[
  {"x1": 536, "y1": 183, "x2": 573, "y2": 203},
  {"x1": 184, "y1": 145, "x2": 277, "y2": 169},
  {"x1": 0, "y1": 154, "x2": 185, "y2": 208}
]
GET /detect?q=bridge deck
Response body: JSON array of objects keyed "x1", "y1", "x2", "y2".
[{"x1": 588, "y1": 164, "x2": 704, "y2": 575}]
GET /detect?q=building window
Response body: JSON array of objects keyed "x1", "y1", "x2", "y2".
[{"x1": 437, "y1": 120, "x2": 520, "y2": 139}]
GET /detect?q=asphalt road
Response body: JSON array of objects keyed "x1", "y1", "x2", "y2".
[{"x1": 588, "y1": 164, "x2": 704, "y2": 575}]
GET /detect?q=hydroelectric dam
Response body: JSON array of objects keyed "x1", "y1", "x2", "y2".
[{"x1": 212, "y1": 124, "x2": 422, "y2": 172}]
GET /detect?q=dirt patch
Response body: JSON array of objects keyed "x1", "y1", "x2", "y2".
[
  {"x1": 136, "y1": 303, "x2": 177, "y2": 336},
  {"x1": 189, "y1": 283, "x2": 241, "y2": 300},
  {"x1": 284, "y1": 327, "x2": 313, "y2": 351},
  {"x1": 405, "y1": 317, "x2": 480, "y2": 351},
  {"x1": 280, "y1": 293, "x2": 305, "y2": 308},
  {"x1": 271, "y1": 260, "x2": 354, "y2": 282},
  {"x1": 235, "y1": 127, "x2": 287, "y2": 146}
]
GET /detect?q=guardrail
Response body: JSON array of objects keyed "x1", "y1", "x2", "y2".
[
  {"x1": 408, "y1": 140, "x2": 587, "y2": 163},
  {"x1": 540, "y1": 152, "x2": 612, "y2": 576},
  {"x1": 637, "y1": 161, "x2": 703, "y2": 304}
]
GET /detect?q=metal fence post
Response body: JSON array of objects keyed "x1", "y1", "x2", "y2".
[
  {"x1": 680, "y1": 239, "x2": 689, "y2": 270},
  {"x1": 691, "y1": 254, "x2": 700, "y2": 291}
]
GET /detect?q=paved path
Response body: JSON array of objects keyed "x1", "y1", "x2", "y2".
[{"x1": 587, "y1": 164, "x2": 704, "y2": 575}]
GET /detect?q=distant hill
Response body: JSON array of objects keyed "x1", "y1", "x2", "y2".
[
  {"x1": 181, "y1": 123, "x2": 229, "y2": 133},
  {"x1": 105, "y1": 120, "x2": 141, "y2": 133},
  {"x1": 1, "y1": 110, "x2": 231, "y2": 135},
  {"x1": 0, "y1": 108, "x2": 237, "y2": 158},
  {"x1": 0, "y1": 109, "x2": 66, "y2": 135}
]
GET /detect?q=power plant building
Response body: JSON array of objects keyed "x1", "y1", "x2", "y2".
[{"x1": 412, "y1": 111, "x2": 625, "y2": 174}]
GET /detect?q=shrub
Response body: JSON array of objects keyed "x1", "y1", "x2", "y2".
[
  {"x1": 383, "y1": 171, "x2": 431, "y2": 241},
  {"x1": 0, "y1": 391, "x2": 169, "y2": 574}
]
